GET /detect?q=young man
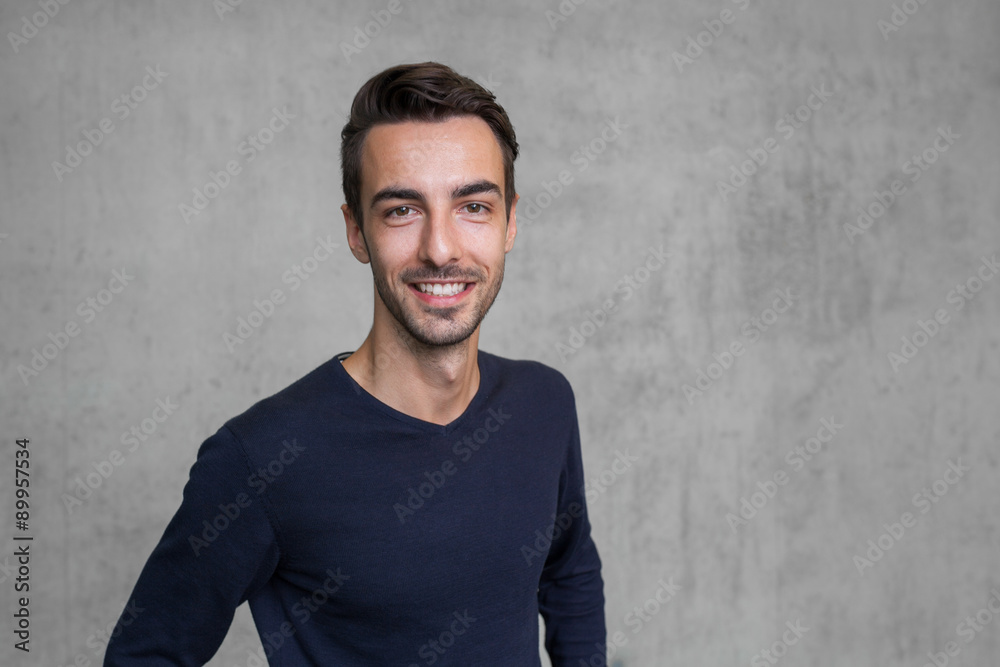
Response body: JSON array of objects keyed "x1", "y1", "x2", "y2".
[{"x1": 105, "y1": 62, "x2": 605, "y2": 666}]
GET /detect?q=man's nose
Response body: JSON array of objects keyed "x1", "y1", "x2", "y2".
[{"x1": 418, "y1": 208, "x2": 461, "y2": 267}]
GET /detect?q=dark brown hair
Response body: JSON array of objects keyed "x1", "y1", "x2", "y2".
[{"x1": 341, "y1": 62, "x2": 518, "y2": 232}]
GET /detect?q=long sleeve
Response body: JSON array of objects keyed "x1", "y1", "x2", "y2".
[
  {"x1": 104, "y1": 424, "x2": 281, "y2": 666},
  {"x1": 538, "y1": 387, "x2": 607, "y2": 666}
]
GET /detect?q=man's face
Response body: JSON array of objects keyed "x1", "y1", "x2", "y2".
[{"x1": 344, "y1": 115, "x2": 517, "y2": 348}]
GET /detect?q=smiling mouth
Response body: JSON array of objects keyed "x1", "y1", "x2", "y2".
[
  {"x1": 408, "y1": 282, "x2": 475, "y2": 302},
  {"x1": 412, "y1": 282, "x2": 469, "y2": 297}
]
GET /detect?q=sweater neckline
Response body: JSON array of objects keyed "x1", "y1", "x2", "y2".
[{"x1": 330, "y1": 349, "x2": 492, "y2": 436}]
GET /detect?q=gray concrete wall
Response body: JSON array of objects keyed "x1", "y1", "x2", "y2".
[{"x1": 2, "y1": 0, "x2": 998, "y2": 665}]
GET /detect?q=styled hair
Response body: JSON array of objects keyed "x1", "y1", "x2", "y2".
[{"x1": 340, "y1": 62, "x2": 518, "y2": 232}]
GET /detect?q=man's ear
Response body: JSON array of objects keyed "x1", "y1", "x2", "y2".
[
  {"x1": 504, "y1": 193, "x2": 519, "y2": 253},
  {"x1": 342, "y1": 203, "x2": 371, "y2": 264}
]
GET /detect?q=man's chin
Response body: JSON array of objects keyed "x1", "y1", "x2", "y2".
[{"x1": 405, "y1": 321, "x2": 479, "y2": 348}]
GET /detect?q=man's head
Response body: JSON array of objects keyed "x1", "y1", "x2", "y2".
[
  {"x1": 340, "y1": 62, "x2": 519, "y2": 349},
  {"x1": 341, "y1": 62, "x2": 518, "y2": 234}
]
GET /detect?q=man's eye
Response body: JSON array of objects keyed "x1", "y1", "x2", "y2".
[
  {"x1": 390, "y1": 206, "x2": 412, "y2": 217},
  {"x1": 465, "y1": 203, "x2": 485, "y2": 214}
]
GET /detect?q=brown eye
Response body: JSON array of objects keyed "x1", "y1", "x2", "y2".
[
  {"x1": 391, "y1": 206, "x2": 411, "y2": 216},
  {"x1": 465, "y1": 203, "x2": 483, "y2": 213}
]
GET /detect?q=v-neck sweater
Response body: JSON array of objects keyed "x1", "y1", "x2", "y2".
[{"x1": 104, "y1": 349, "x2": 605, "y2": 666}]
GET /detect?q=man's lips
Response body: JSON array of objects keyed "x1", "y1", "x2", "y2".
[{"x1": 407, "y1": 281, "x2": 475, "y2": 304}]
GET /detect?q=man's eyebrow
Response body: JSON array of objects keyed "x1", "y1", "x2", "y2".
[
  {"x1": 452, "y1": 180, "x2": 502, "y2": 200},
  {"x1": 370, "y1": 187, "x2": 423, "y2": 210}
]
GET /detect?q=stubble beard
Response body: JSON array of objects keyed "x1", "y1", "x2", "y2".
[{"x1": 368, "y1": 243, "x2": 505, "y2": 348}]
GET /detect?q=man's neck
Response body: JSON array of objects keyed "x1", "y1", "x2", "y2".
[{"x1": 341, "y1": 328, "x2": 481, "y2": 427}]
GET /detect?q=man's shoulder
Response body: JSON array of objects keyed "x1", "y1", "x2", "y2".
[
  {"x1": 219, "y1": 354, "x2": 345, "y2": 447},
  {"x1": 481, "y1": 349, "x2": 575, "y2": 403}
]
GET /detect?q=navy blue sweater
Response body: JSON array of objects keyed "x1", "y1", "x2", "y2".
[{"x1": 104, "y1": 350, "x2": 605, "y2": 666}]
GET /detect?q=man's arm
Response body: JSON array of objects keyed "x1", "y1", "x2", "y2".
[
  {"x1": 104, "y1": 424, "x2": 281, "y2": 666},
  {"x1": 538, "y1": 385, "x2": 606, "y2": 666}
]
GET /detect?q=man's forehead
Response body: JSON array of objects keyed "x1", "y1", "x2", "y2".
[
  {"x1": 365, "y1": 115, "x2": 497, "y2": 149},
  {"x1": 360, "y1": 116, "x2": 503, "y2": 192}
]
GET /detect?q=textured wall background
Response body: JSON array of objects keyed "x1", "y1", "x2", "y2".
[{"x1": 2, "y1": 0, "x2": 999, "y2": 665}]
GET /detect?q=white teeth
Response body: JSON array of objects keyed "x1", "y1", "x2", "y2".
[{"x1": 416, "y1": 282, "x2": 466, "y2": 296}]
